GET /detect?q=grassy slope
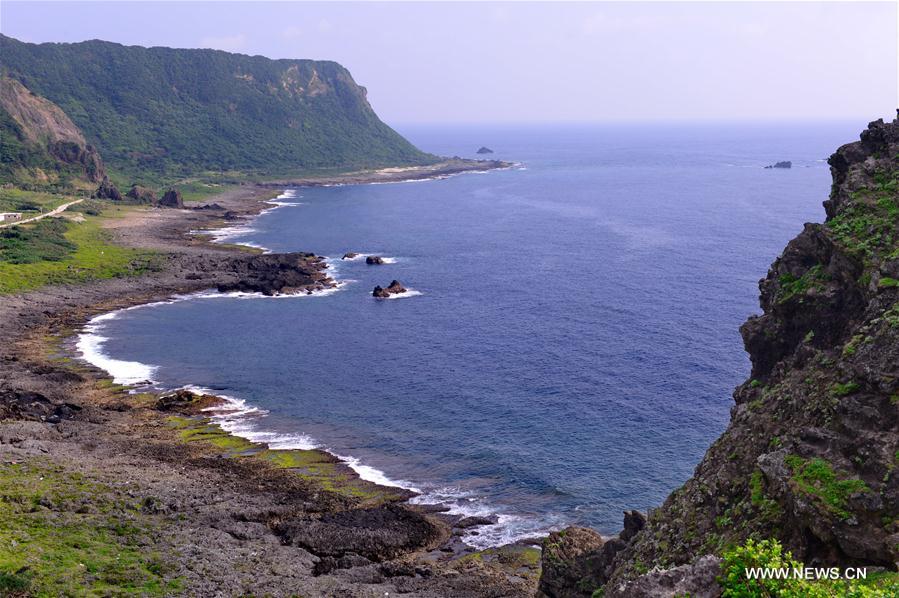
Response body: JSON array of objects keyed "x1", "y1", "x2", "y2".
[
  {"x1": 0, "y1": 461, "x2": 180, "y2": 596},
  {"x1": 0, "y1": 204, "x2": 159, "y2": 294}
]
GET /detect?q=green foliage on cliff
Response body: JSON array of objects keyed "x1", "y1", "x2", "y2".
[
  {"x1": 720, "y1": 539, "x2": 898, "y2": 597},
  {"x1": 784, "y1": 455, "x2": 869, "y2": 519},
  {"x1": 0, "y1": 35, "x2": 436, "y2": 180}
]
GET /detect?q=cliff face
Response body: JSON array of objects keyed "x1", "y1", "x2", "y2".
[
  {"x1": 0, "y1": 76, "x2": 105, "y2": 187},
  {"x1": 0, "y1": 35, "x2": 435, "y2": 178},
  {"x1": 541, "y1": 119, "x2": 899, "y2": 596}
]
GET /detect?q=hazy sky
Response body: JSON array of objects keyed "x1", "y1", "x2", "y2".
[{"x1": 2, "y1": 1, "x2": 896, "y2": 124}]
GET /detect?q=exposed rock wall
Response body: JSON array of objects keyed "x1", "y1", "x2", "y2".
[{"x1": 0, "y1": 75, "x2": 105, "y2": 184}]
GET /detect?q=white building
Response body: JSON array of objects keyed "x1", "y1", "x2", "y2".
[{"x1": 0, "y1": 212, "x2": 23, "y2": 222}]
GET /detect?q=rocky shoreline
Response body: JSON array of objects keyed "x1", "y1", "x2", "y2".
[{"x1": 0, "y1": 161, "x2": 540, "y2": 596}]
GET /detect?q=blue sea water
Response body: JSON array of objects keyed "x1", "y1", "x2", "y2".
[{"x1": 81, "y1": 122, "x2": 863, "y2": 547}]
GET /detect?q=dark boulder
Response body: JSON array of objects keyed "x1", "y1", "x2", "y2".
[
  {"x1": 476, "y1": 146, "x2": 494, "y2": 154},
  {"x1": 764, "y1": 160, "x2": 792, "y2": 169},
  {"x1": 366, "y1": 255, "x2": 385, "y2": 265},
  {"x1": 455, "y1": 515, "x2": 498, "y2": 529},
  {"x1": 125, "y1": 185, "x2": 157, "y2": 204},
  {"x1": 158, "y1": 188, "x2": 184, "y2": 208},
  {"x1": 372, "y1": 280, "x2": 407, "y2": 298},
  {"x1": 92, "y1": 176, "x2": 123, "y2": 201},
  {"x1": 0, "y1": 388, "x2": 81, "y2": 423},
  {"x1": 620, "y1": 510, "x2": 646, "y2": 542},
  {"x1": 342, "y1": 252, "x2": 360, "y2": 260}
]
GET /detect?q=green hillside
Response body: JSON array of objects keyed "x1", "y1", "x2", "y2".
[{"x1": 0, "y1": 35, "x2": 435, "y2": 180}]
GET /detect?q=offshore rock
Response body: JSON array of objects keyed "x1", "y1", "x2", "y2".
[
  {"x1": 366, "y1": 255, "x2": 385, "y2": 265},
  {"x1": 477, "y1": 146, "x2": 494, "y2": 154},
  {"x1": 764, "y1": 160, "x2": 792, "y2": 169},
  {"x1": 372, "y1": 280, "x2": 406, "y2": 298}
]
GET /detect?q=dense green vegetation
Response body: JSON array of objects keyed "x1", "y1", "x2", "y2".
[
  {"x1": 720, "y1": 539, "x2": 898, "y2": 597},
  {"x1": 0, "y1": 218, "x2": 76, "y2": 263},
  {"x1": 0, "y1": 34, "x2": 436, "y2": 182},
  {"x1": 0, "y1": 211, "x2": 160, "y2": 293},
  {"x1": 0, "y1": 460, "x2": 180, "y2": 596}
]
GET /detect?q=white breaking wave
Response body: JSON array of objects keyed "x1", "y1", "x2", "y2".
[
  {"x1": 76, "y1": 305, "x2": 171, "y2": 385},
  {"x1": 201, "y1": 189, "x2": 301, "y2": 252},
  {"x1": 410, "y1": 485, "x2": 562, "y2": 549},
  {"x1": 384, "y1": 289, "x2": 422, "y2": 299}
]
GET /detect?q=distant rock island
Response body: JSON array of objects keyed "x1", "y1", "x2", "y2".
[
  {"x1": 476, "y1": 146, "x2": 494, "y2": 154},
  {"x1": 764, "y1": 160, "x2": 792, "y2": 169}
]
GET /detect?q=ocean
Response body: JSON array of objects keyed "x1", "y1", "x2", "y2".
[{"x1": 77, "y1": 122, "x2": 862, "y2": 548}]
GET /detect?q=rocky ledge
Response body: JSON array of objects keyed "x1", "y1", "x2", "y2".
[{"x1": 216, "y1": 252, "x2": 334, "y2": 296}]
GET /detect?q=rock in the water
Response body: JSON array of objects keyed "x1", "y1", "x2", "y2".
[
  {"x1": 93, "y1": 176, "x2": 123, "y2": 201},
  {"x1": 476, "y1": 146, "x2": 494, "y2": 154},
  {"x1": 216, "y1": 252, "x2": 330, "y2": 296},
  {"x1": 155, "y1": 389, "x2": 224, "y2": 414},
  {"x1": 764, "y1": 160, "x2": 792, "y2": 169},
  {"x1": 366, "y1": 255, "x2": 385, "y2": 265},
  {"x1": 125, "y1": 184, "x2": 157, "y2": 204},
  {"x1": 372, "y1": 280, "x2": 406, "y2": 298},
  {"x1": 158, "y1": 188, "x2": 184, "y2": 208},
  {"x1": 342, "y1": 252, "x2": 360, "y2": 260}
]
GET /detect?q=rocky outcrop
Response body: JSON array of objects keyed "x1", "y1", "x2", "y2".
[
  {"x1": 765, "y1": 160, "x2": 792, "y2": 169},
  {"x1": 273, "y1": 504, "x2": 445, "y2": 563},
  {"x1": 158, "y1": 188, "x2": 184, "y2": 208},
  {"x1": 216, "y1": 252, "x2": 333, "y2": 296},
  {"x1": 366, "y1": 255, "x2": 385, "y2": 265},
  {"x1": 539, "y1": 512, "x2": 646, "y2": 597},
  {"x1": 604, "y1": 556, "x2": 723, "y2": 598},
  {"x1": 547, "y1": 118, "x2": 899, "y2": 595},
  {"x1": 0, "y1": 75, "x2": 106, "y2": 186},
  {"x1": 93, "y1": 176, "x2": 123, "y2": 201},
  {"x1": 477, "y1": 146, "x2": 494, "y2": 154},
  {"x1": 539, "y1": 527, "x2": 605, "y2": 598},
  {"x1": 342, "y1": 252, "x2": 359, "y2": 260},
  {"x1": 372, "y1": 280, "x2": 406, "y2": 298},
  {"x1": 126, "y1": 184, "x2": 158, "y2": 204}
]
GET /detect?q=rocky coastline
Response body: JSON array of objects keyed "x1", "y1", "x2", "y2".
[{"x1": 0, "y1": 160, "x2": 538, "y2": 596}]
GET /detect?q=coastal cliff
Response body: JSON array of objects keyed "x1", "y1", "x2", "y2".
[
  {"x1": 541, "y1": 119, "x2": 899, "y2": 596},
  {"x1": 0, "y1": 34, "x2": 436, "y2": 180}
]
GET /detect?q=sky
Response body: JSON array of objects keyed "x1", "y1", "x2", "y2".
[{"x1": 1, "y1": 1, "x2": 896, "y2": 124}]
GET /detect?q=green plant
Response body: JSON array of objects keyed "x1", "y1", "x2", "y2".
[
  {"x1": 784, "y1": 455, "x2": 869, "y2": 519},
  {"x1": 831, "y1": 382, "x2": 861, "y2": 397}
]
